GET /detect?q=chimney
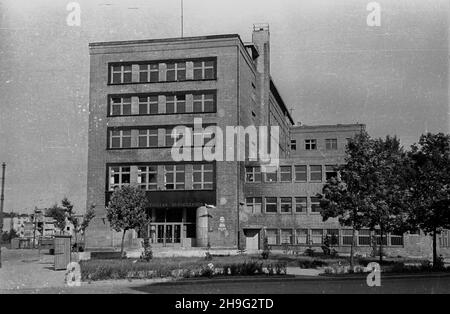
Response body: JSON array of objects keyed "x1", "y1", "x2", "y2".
[
  {"x1": 252, "y1": 23, "x2": 270, "y2": 77},
  {"x1": 252, "y1": 24, "x2": 270, "y2": 126}
]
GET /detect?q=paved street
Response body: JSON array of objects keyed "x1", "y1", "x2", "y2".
[
  {"x1": 2, "y1": 273, "x2": 450, "y2": 294},
  {"x1": 128, "y1": 275, "x2": 450, "y2": 294}
]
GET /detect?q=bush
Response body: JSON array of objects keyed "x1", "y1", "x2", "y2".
[
  {"x1": 304, "y1": 247, "x2": 315, "y2": 257},
  {"x1": 275, "y1": 263, "x2": 287, "y2": 275},
  {"x1": 434, "y1": 255, "x2": 445, "y2": 271},
  {"x1": 261, "y1": 237, "x2": 271, "y2": 259},
  {"x1": 298, "y1": 259, "x2": 327, "y2": 269},
  {"x1": 266, "y1": 263, "x2": 274, "y2": 275},
  {"x1": 240, "y1": 261, "x2": 263, "y2": 275}
]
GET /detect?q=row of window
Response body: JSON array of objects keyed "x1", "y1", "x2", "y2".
[
  {"x1": 109, "y1": 164, "x2": 214, "y2": 191},
  {"x1": 246, "y1": 196, "x2": 321, "y2": 214},
  {"x1": 245, "y1": 165, "x2": 338, "y2": 183},
  {"x1": 109, "y1": 92, "x2": 216, "y2": 116},
  {"x1": 110, "y1": 59, "x2": 216, "y2": 84},
  {"x1": 109, "y1": 127, "x2": 215, "y2": 149},
  {"x1": 290, "y1": 138, "x2": 339, "y2": 151},
  {"x1": 265, "y1": 228, "x2": 404, "y2": 246}
]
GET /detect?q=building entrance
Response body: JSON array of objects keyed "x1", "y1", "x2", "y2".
[{"x1": 148, "y1": 207, "x2": 196, "y2": 247}]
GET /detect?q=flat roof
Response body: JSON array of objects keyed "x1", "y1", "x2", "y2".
[
  {"x1": 89, "y1": 34, "x2": 241, "y2": 47},
  {"x1": 270, "y1": 78, "x2": 295, "y2": 125}
]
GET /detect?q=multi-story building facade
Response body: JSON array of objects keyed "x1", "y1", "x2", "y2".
[{"x1": 85, "y1": 25, "x2": 450, "y2": 258}]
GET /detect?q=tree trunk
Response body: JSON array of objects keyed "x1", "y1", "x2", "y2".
[
  {"x1": 379, "y1": 227, "x2": 383, "y2": 264},
  {"x1": 74, "y1": 230, "x2": 78, "y2": 252},
  {"x1": 350, "y1": 226, "x2": 355, "y2": 268},
  {"x1": 120, "y1": 229, "x2": 126, "y2": 259},
  {"x1": 432, "y1": 228, "x2": 437, "y2": 269}
]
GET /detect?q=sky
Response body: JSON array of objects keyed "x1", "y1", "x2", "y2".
[{"x1": 0, "y1": 0, "x2": 448, "y2": 213}]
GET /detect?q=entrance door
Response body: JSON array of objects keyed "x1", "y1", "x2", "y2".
[
  {"x1": 153, "y1": 223, "x2": 182, "y2": 246},
  {"x1": 245, "y1": 229, "x2": 260, "y2": 251}
]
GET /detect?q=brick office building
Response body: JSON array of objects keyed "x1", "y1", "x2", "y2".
[{"x1": 85, "y1": 25, "x2": 450, "y2": 257}]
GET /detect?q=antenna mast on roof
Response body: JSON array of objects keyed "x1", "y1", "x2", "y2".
[{"x1": 180, "y1": 0, "x2": 184, "y2": 38}]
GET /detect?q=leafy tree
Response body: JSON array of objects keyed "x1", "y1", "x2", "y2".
[
  {"x1": 106, "y1": 186, "x2": 150, "y2": 257},
  {"x1": 46, "y1": 204, "x2": 66, "y2": 234},
  {"x1": 362, "y1": 136, "x2": 410, "y2": 263},
  {"x1": 319, "y1": 131, "x2": 374, "y2": 268},
  {"x1": 406, "y1": 133, "x2": 450, "y2": 268},
  {"x1": 60, "y1": 198, "x2": 96, "y2": 250}
]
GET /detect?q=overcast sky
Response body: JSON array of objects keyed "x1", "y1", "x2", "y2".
[{"x1": 0, "y1": 0, "x2": 448, "y2": 213}]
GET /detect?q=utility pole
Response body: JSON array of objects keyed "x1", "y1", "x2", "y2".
[{"x1": 0, "y1": 162, "x2": 6, "y2": 268}]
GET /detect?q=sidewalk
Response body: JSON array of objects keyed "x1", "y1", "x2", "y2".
[{"x1": 0, "y1": 248, "x2": 66, "y2": 291}]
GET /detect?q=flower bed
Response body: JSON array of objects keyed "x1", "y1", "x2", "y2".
[{"x1": 80, "y1": 259, "x2": 288, "y2": 282}]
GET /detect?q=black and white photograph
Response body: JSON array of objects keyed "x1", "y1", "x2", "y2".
[{"x1": 0, "y1": 0, "x2": 449, "y2": 300}]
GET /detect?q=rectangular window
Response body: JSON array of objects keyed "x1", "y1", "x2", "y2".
[
  {"x1": 358, "y1": 229, "x2": 371, "y2": 246},
  {"x1": 165, "y1": 128, "x2": 182, "y2": 147},
  {"x1": 325, "y1": 165, "x2": 338, "y2": 181},
  {"x1": 280, "y1": 166, "x2": 292, "y2": 182},
  {"x1": 439, "y1": 230, "x2": 449, "y2": 248},
  {"x1": 311, "y1": 229, "x2": 323, "y2": 245},
  {"x1": 137, "y1": 166, "x2": 157, "y2": 190},
  {"x1": 246, "y1": 197, "x2": 262, "y2": 214},
  {"x1": 390, "y1": 233, "x2": 404, "y2": 246},
  {"x1": 109, "y1": 166, "x2": 130, "y2": 190},
  {"x1": 139, "y1": 64, "x2": 159, "y2": 83},
  {"x1": 166, "y1": 62, "x2": 186, "y2": 81},
  {"x1": 192, "y1": 128, "x2": 214, "y2": 147},
  {"x1": 294, "y1": 165, "x2": 307, "y2": 182},
  {"x1": 110, "y1": 97, "x2": 131, "y2": 116},
  {"x1": 110, "y1": 130, "x2": 131, "y2": 148},
  {"x1": 138, "y1": 129, "x2": 158, "y2": 148},
  {"x1": 192, "y1": 164, "x2": 214, "y2": 190},
  {"x1": 310, "y1": 165, "x2": 322, "y2": 181},
  {"x1": 164, "y1": 165, "x2": 185, "y2": 190},
  {"x1": 305, "y1": 139, "x2": 317, "y2": 150},
  {"x1": 296, "y1": 229, "x2": 308, "y2": 244},
  {"x1": 111, "y1": 65, "x2": 132, "y2": 84},
  {"x1": 245, "y1": 166, "x2": 261, "y2": 183},
  {"x1": 193, "y1": 93, "x2": 215, "y2": 113},
  {"x1": 280, "y1": 197, "x2": 292, "y2": 213},
  {"x1": 295, "y1": 197, "x2": 307, "y2": 213},
  {"x1": 166, "y1": 95, "x2": 186, "y2": 114},
  {"x1": 342, "y1": 229, "x2": 354, "y2": 246},
  {"x1": 139, "y1": 96, "x2": 159, "y2": 115},
  {"x1": 375, "y1": 229, "x2": 388, "y2": 246},
  {"x1": 264, "y1": 167, "x2": 278, "y2": 183},
  {"x1": 265, "y1": 197, "x2": 277, "y2": 213},
  {"x1": 266, "y1": 229, "x2": 278, "y2": 245},
  {"x1": 290, "y1": 139, "x2": 297, "y2": 151},
  {"x1": 281, "y1": 229, "x2": 293, "y2": 244},
  {"x1": 325, "y1": 138, "x2": 338, "y2": 150},
  {"x1": 310, "y1": 196, "x2": 321, "y2": 213},
  {"x1": 193, "y1": 60, "x2": 215, "y2": 80}
]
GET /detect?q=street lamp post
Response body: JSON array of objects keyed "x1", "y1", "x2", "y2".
[{"x1": 0, "y1": 162, "x2": 6, "y2": 268}]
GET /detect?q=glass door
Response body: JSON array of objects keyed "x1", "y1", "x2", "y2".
[{"x1": 165, "y1": 225, "x2": 173, "y2": 244}]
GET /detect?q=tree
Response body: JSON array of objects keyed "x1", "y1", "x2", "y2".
[
  {"x1": 362, "y1": 136, "x2": 409, "y2": 263},
  {"x1": 319, "y1": 131, "x2": 374, "y2": 268},
  {"x1": 406, "y1": 133, "x2": 450, "y2": 268},
  {"x1": 46, "y1": 204, "x2": 66, "y2": 234},
  {"x1": 61, "y1": 198, "x2": 96, "y2": 250},
  {"x1": 106, "y1": 186, "x2": 150, "y2": 257}
]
